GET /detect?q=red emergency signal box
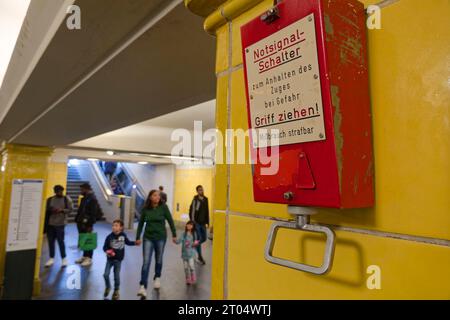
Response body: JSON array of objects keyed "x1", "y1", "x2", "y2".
[{"x1": 241, "y1": 0, "x2": 374, "y2": 208}]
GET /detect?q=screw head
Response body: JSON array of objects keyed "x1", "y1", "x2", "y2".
[
  {"x1": 283, "y1": 192, "x2": 294, "y2": 200},
  {"x1": 319, "y1": 133, "x2": 324, "y2": 139},
  {"x1": 314, "y1": 74, "x2": 319, "y2": 80}
]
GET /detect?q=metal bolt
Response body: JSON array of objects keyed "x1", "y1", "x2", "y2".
[
  {"x1": 308, "y1": 16, "x2": 313, "y2": 22},
  {"x1": 296, "y1": 215, "x2": 310, "y2": 228},
  {"x1": 246, "y1": 49, "x2": 249, "y2": 53},
  {"x1": 319, "y1": 133, "x2": 324, "y2": 139},
  {"x1": 250, "y1": 95, "x2": 254, "y2": 100},
  {"x1": 283, "y1": 191, "x2": 294, "y2": 200},
  {"x1": 314, "y1": 74, "x2": 319, "y2": 80}
]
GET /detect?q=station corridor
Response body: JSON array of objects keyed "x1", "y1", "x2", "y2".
[{"x1": 38, "y1": 222, "x2": 211, "y2": 300}]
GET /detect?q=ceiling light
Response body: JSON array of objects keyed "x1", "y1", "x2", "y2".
[
  {"x1": 138, "y1": 161, "x2": 148, "y2": 165},
  {"x1": 68, "y1": 159, "x2": 80, "y2": 166},
  {"x1": 106, "y1": 151, "x2": 115, "y2": 156},
  {"x1": 87, "y1": 158, "x2": 99, "y2": 162}
]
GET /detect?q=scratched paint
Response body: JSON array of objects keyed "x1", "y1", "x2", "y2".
[
  {"x1": 331, "y1": 85, "x2": 343, "y2": 191},
  {"x1": 324, "y1": 14, "x2": 334, "y2": 41},
  {"x1": 340, "y1": 34, "x2": 363, "y2": 65}
]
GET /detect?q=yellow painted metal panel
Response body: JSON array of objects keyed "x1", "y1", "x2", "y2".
[
  {"x1": 230, "y1": 0, "x2": 273, "y2": 67},
  {"x1": 216, "y1": 24, "x2": 230, "y2": 74},
  {"x1": 228, "y1": 214, "x2": 450, "y2": 299},
  {"x1": 211, "y1": 211, "x2": 227, "y2": 299},
  {"x1": 214, "y1": 75, "x2": 228, "y2": 211}
]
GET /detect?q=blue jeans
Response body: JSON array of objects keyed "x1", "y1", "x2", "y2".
[
  {"x1": 140, "y1": 239, "x2": 166, "y2": 288},
  {"x1": 195, "y1": 224, "x2": 207, "y2": 257},
  {"x1": 104, "y1": 259, "x2": 121, "y2": 290}
]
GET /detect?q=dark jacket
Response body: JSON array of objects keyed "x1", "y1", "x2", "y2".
[
  {"x1": 104, "y1": 162, "x2": 117, "y2": 174},
  {"x1": 103, "y1": 232, "x2": 135, "y2": 261},
  {"x1": 75, "y1": 192, "x2": 99, "y2": 226},
  {"x1": 189, "y1": 195, "x2": 209, "y2": 225},
  {"x1": 160, "y1": 191, "x2": 167, "y2": 204}
]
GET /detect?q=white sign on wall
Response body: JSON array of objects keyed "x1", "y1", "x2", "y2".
[
  {"x1": 244, "y1": 13, "x2": 326, "y2": 147},
  {"x1": 6, "y1": 179, "x2": 44, "y2": 252}
]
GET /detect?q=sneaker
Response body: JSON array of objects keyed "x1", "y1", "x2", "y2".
[
  {"x1": 45, "y1": 258, "x2": 54, "y2": 268},
  {"x1": 112, "y1": 290, "x2": 120, "y2": 300},
  {"x1": 153, "y1": 277, "x2": 161, "y2": 289},
  {"x1": 81, "y1": 257, "x2": 92, "y2": 267},
  {"x1": 75, "y1": 256, "x2": 85, "y2": 264},
  {"x1": 191, "y1": 274, "x2": 197, "y2": 284},
  {"x1": 104, "y1": 287, "x2": 111, "y2": 298},
  {"x1": 137, "y1": 285, "x2": 147, "y2": 297},
  {"x1": 61, "y1": 258, "x2": 68, "y2": 268},
  {"x1": 186, "y1": 277, "x2": 192, "y2": 285}
]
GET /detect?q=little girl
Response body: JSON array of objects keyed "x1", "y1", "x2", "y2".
[{"x1": 175, "y1": 221, "x2": 199, "y2": 285}]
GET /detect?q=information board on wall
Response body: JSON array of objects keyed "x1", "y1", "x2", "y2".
[
  {"x1": 243, "y1": 13, "x2": 326, "y2": 148},
  {"x1": 6, "y1": 179, "x2": 44, "y2": 252}
]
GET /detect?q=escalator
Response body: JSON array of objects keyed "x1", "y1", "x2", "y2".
[
  {"x1": 67, "y1": 159, "x2": 125, "y2": 225},
  {"x1": 97, "y1": 161, "x2": 146, "y2": 221}
]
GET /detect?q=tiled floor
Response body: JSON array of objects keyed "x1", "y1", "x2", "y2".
[{"x1": 37, "y1": 222, "x2": 212, "y2": 300}]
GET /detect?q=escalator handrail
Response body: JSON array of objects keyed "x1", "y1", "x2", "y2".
[
  {"x1": 119, "y1": 163, "x2": 147, "y2": 200},
  {"x1": 89, "y1": 161, "x2": 113, "y2": 202}
]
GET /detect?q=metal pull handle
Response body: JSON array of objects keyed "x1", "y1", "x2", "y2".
[{"x1": 264, "y1": 217, "x2": 336, "y2": 275}]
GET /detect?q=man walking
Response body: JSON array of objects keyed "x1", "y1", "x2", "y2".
[
  {"x1": 159, "y1": 186, "x2": 167, "y2": 205},
  {"x1": 75, "y1": 183, "x2": 100, "y2": 267},
  {"x1": 189, "y1": 185, "x2": 209, "y2": 265},
  {"x1": 44, "y1": 185, "x2": 73, "y2": 268}
]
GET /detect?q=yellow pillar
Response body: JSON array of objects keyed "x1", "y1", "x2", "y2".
[
  {"x1": 0, "y1": 144, "x2": 53, "y2": 297},
  {"x1": 186, "y1": 0, "x2": 450, "y2": 299}
]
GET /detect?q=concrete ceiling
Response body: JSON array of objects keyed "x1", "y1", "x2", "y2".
[
  {"x1": 138, "y1": 99, "x2": 216, "y2": 130},
  {"x1": 0, "y1": 0, "x2": 216, "y2": 147},
  {"x1": 0, "y1": 0, "x2": 31, "y2": 86},
  {"x1": 70, "y1": 99, "x2": 216, "y2": 155}
]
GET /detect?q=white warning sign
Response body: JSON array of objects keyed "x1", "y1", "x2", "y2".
[{"x1": 244, "y1": 13, "x2": 326, "y2": 147}]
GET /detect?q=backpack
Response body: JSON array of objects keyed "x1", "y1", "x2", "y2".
[{"x1": 89, "y1": 196, "x2": 104, "y2": 221}]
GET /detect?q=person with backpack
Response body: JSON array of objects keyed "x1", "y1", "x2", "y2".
[
  {"x1": 44, "y1": 185, "x2": 73, "y2": 268},
  {"x1": 75, "y1": 182, "x2": 101, "y2": 267}
]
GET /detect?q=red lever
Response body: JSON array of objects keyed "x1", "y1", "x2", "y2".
[{"x1": 293, "y1": 151, "x2": 316, "y2": 189}]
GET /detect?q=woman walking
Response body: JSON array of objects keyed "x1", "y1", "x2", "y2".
[{"x1": 136, "y1": 190, "x2": 177, "y2": 298}]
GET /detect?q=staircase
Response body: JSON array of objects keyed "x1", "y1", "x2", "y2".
[{"x1": 66, "y1": 165, "x2": 88, "y2": 222}]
